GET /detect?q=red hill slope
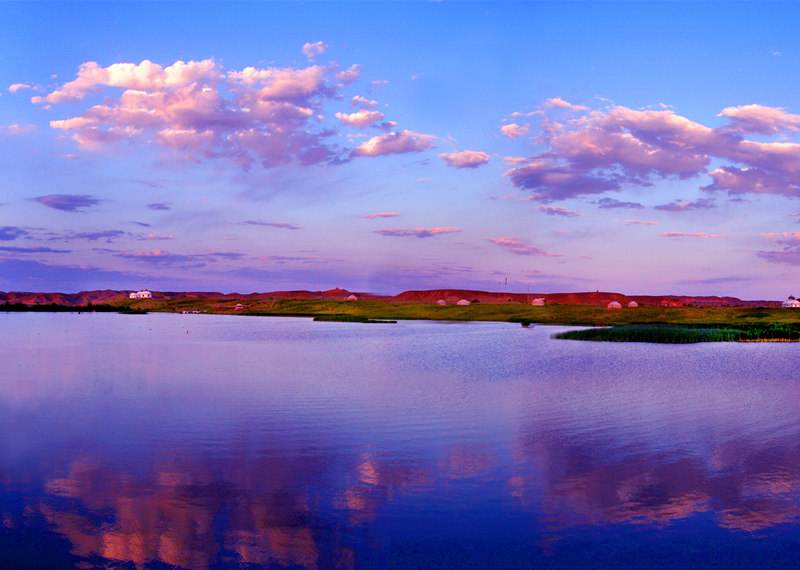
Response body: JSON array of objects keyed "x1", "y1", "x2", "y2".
[{"x1": 0, "y1": 288, "x2": 779, "y2": 308}]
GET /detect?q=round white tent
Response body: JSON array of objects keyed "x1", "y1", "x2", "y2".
[
  {"x1": 607, "y1": 301, "x2": 622, "y2": 310},
  {"x1": 456, "y1": 299, "x2": 471, "y2": 306},
  {"x1": 627, "y1": 301, "x2": 639, "y2": 308}
]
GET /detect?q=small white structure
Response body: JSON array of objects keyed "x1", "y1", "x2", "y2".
[
  {"x1": 129, "y1": 289, "x2": 152, "y2": 299},
  {"x1": 607, "y1": 301, "x2": 622, "y2": 310},
  {"x1": 436, "y1": 299, "x2": 447, "y2": 306},
  {"x1": 530, "y1": 298, "x2": 546, "y2": 306},
  {"x1": 346, "y1": 294, "x2": 358, "y2": 301},
  {"x1": 627, "y1": 301, "x2": 639, "y2": 308},
  {"x1": 234, "y1": 303, "x2": 245, "y2": 311},
  {"x1": 782, "y1": 298, "x2": 800, "y2": 308},
  {"x1": 456, "y1": 299, "x2": 471, "y2": 306}
]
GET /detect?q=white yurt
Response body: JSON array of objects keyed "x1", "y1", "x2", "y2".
[
  {"x1": 346, "y1": 294, "x2": 358, "y2": 301},
  {"x1": 456, "y1": 299, "x2": 471, "y2": 306},
  {"x1": 436, "y1": 299, "x2": 447, "y2": 305},
  {"x1": 627, "y1": 301, "x2": 639, "y2": 308},
  {"x1": 530, "y1": 298, "x2": 546, "y2": 306},
  {"x1": 782, "y1": 298, "x2": 800, "y2": 308},
  {"x1": 129, "y1": 289, "x2": 153, "y2": 299},
  {"x1": 607, "y1": 301, "x2": 622, "y2": 310}
]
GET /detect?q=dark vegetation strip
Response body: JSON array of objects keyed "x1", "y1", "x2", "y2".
[
  {"x1": 0, "y1": 303, "x2": 147, "y2": 314},
  {"x1": 555, "y1": 324, "x2": 800, "y2": 344}
]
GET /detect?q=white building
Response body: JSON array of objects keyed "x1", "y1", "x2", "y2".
[
  {"x1": 456, "y1": 299, "x2": 471, "y2": 306},
  {"x1": 627, "y1": 301, "x2": 639, "y2": 308},
  {"x1": 530, "y1": 298, "x2": 546, "y2": 306},
  {"x1": 346, "y1": 294, "x2": 358, "y2": 301},
  {"x1": 234, "y1": 303, "x2": 245, "y2": 311},
  {"x1": 436, "y1": 299, "x2": 447, "y2": 305},
  {"x1": 607, "y1": 301, "x2": 622, "y2": 310},
  {"x1": 129, "y1": 290, "x2": 153, "y2": 299},
  {"x1": 782, "y1": 298, "x2": 800, "y2": 308}
]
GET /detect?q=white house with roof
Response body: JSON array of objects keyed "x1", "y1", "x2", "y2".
[
  {"x1": 129, "y1": 290, "x2": 153, "y2": 299},
  {"x1": 782, "y1": 297, "x2": 800, "y2": 308}
]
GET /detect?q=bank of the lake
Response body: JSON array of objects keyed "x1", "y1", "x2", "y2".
[
  {"x1": 555, "y1": 323, "x2": 800, "y2": 344},
  {"x1": 5, "y1": 298, "x2": 800, "y2": 342}
]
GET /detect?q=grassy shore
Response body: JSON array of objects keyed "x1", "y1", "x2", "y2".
[
  {"x1": 555, "y1": 324, "x2": 800, "y2": 343},
  {"x1": 122, "y1": 297, "x2": 800, "y2": 327},
  {"x1": 7, "y1": 297, "x2": 800, "y2": 342},
  {"x1": 0, "y1": 303, "x2": 147, "y2": 314}
]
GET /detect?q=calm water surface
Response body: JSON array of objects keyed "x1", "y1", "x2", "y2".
[{"x1": 1, "y1": 313, "x2": 800, "y2": 569}]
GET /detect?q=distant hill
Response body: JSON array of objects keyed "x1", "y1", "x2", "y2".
[{"x1": 0, "y1": 288, "x2": 781, "y2": 308}]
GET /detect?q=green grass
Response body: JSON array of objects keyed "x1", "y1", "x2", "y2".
[
  {"x1": 555, "y1": 324, "x2": 800, "y2": 343},
  {"x1": 122, "y1": 297, "x2": 800, "y2": 328}
]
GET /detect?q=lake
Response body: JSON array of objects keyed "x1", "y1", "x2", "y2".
[{"x1": 1, "y1": 312, "x2": 800, "y2": 569}]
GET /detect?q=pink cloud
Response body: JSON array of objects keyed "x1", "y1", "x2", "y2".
[
  {"x1": 761, "y1": 231, "x2": 800, "y2": 240},
  {"x1": 538, "y1": 205, "x2": 581, "y2": 217},
  {"x1": 33, "y1": 59, "x2": 219, "y2": 104},
  {"x1": 704, "y1": 166, "x2": 800, "y2": 196},
  {"x1": 488, "y1": 236, "x2": 552, "y2": 256},
  {"x1": 375, "y1": 227, "x2": 460, "y2": 238},
  {"x1": 335, "y1": 109, "x2": 385, "y2": 127},
  {"x1": 302, "y1": 41, "x2": 328, "y2": 59},
  {"x1": 500, "y1": 123, "x2": 529, "y2": 138},
  {"x1": 719, "y1": 104, "x2": 800, "y2": 134},
  {"x1": 660, "y1": 232, "x2": 721, "y2": 239},
  {"x1": 228, "y1": 65, "x2": 327, "y2": 99},
  {"x1": 352, "y1": 130, "x2": 435, "y2": 157},
  {"x1": 543, "y1": 97, "x2": 588, "y2": 111},
  {"x1": 8, "y1": 83, "x2": 32, "y2": 93},
  {"x1": 439, "y1": 150, "x2": 490, "y2": 169},
  {"x1": 352, "y1": 95, "x2": 378, "y2": 109},
  {"x1": 758, "y1": 232, "x2": 800, "y2": 265},
  {"x1": 506, "y1": 100, "x2": 800, "y2": 201},
  {"x1": 364, "y1": 212, "x2": 400, "y2": 219},
  {"x1": 335, "y1": 64, "x2": 361, "y2": 84},
  {"x1": 2, "y1": 123, "x2": 35, "y2": 136},
  {"x1": 35, "y1": 54, "x2": 433, "y2": 170}
]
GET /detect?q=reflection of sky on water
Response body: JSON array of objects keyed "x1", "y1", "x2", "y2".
[{"x1": 1, "y1": 313, "x2": 800, "y2": 568}]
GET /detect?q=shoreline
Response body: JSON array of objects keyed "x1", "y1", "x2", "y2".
[{"x1": 4, "y1": 299, "x2": 800, "y2": 343}]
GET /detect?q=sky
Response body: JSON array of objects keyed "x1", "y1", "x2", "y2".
[{"x1": 1, "y1": 1, "x2": 799, "y2": 298}]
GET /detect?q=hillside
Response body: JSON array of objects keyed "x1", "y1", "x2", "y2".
[{"x1": 0, "y1": 288, "x2": 780, "y2": 308}]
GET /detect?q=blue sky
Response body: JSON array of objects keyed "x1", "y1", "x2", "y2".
[{"x1": 1, "y1": 2, "x2": 799, "y2": 297}]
